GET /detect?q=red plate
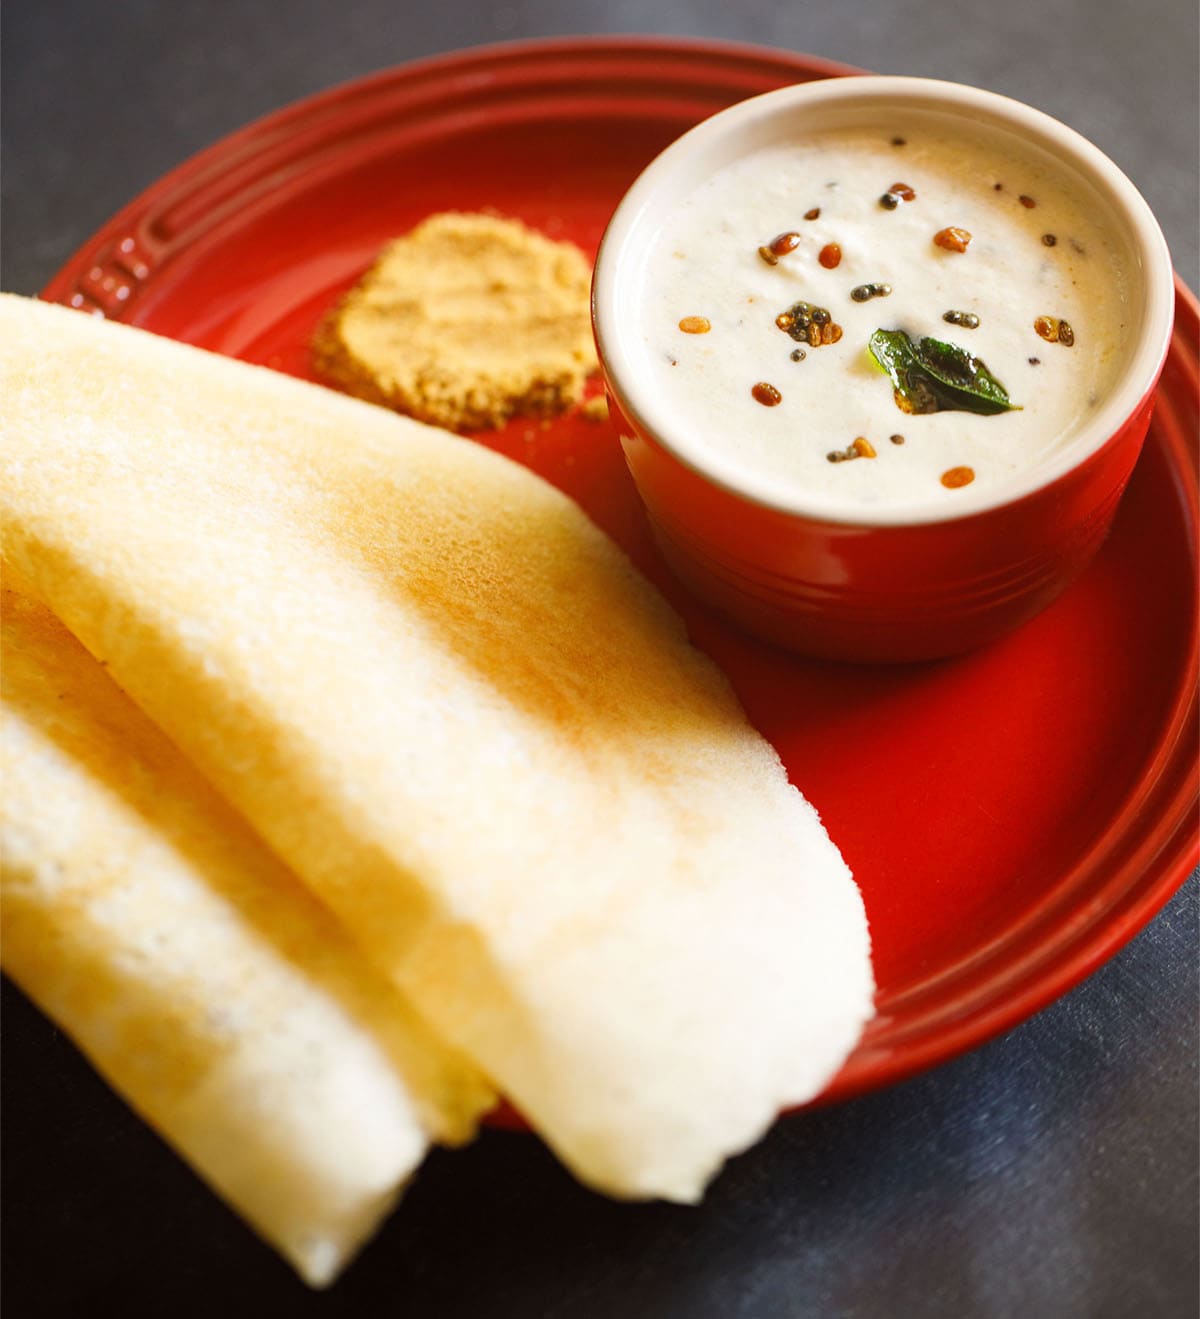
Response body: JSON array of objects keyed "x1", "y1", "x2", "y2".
[{"x1": 43, "y1": 37, "x2": 1199, "y2": 1105}]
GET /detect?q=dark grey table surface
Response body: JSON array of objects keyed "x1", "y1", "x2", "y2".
[{"x1": 3, "y1": 3, "x2": 1197, "y2": 1317}]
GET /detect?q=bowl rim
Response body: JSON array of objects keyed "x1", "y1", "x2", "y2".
[{"x1": 592, "y1": 75, "x2": 1176, "y2": 528}]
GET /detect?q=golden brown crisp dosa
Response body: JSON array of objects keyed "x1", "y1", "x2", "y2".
[
  {"x1": 0, "y1": 577, "x2": 493, "y2": 1286},
  {"x1": 0, "y1": 293, "x2": 873, "y2": 1202}
]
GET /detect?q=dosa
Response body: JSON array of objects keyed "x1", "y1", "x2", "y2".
[
  {"x1": 0, "y1": 579, "x2": 492, "y2": 1286},
  {"x1": 0, "y1": 293, "x2": 873, "y2": 1202}
]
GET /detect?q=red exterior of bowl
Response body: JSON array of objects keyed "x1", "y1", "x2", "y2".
[{"x1": 607, "y1": 382, "x2": 1164, "y2": 662}]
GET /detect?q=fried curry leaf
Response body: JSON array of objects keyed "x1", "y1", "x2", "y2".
[{"x1": 868, "y1": 329, "x2": 1021, "y2": 416}]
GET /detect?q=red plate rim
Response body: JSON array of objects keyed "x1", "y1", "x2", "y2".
[
  {"x1": 40, "y1": 35, "x2": 863, "y2": 317},
  {"x1": 37, "y1": 37, "x2": 1199, "y2": 1109}
]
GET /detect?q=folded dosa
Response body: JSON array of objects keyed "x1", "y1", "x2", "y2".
[
  {"x1": 0, "y1": 293, "x2": 874, "y2": 1201},
  {"x1": 0, "y1": 580, "x2": 493, "y2": 1286}
]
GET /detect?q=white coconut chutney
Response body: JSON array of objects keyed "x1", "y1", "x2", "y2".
[{"x1": 632, "y1": 121, "x2": 1132, "y2": 510}]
